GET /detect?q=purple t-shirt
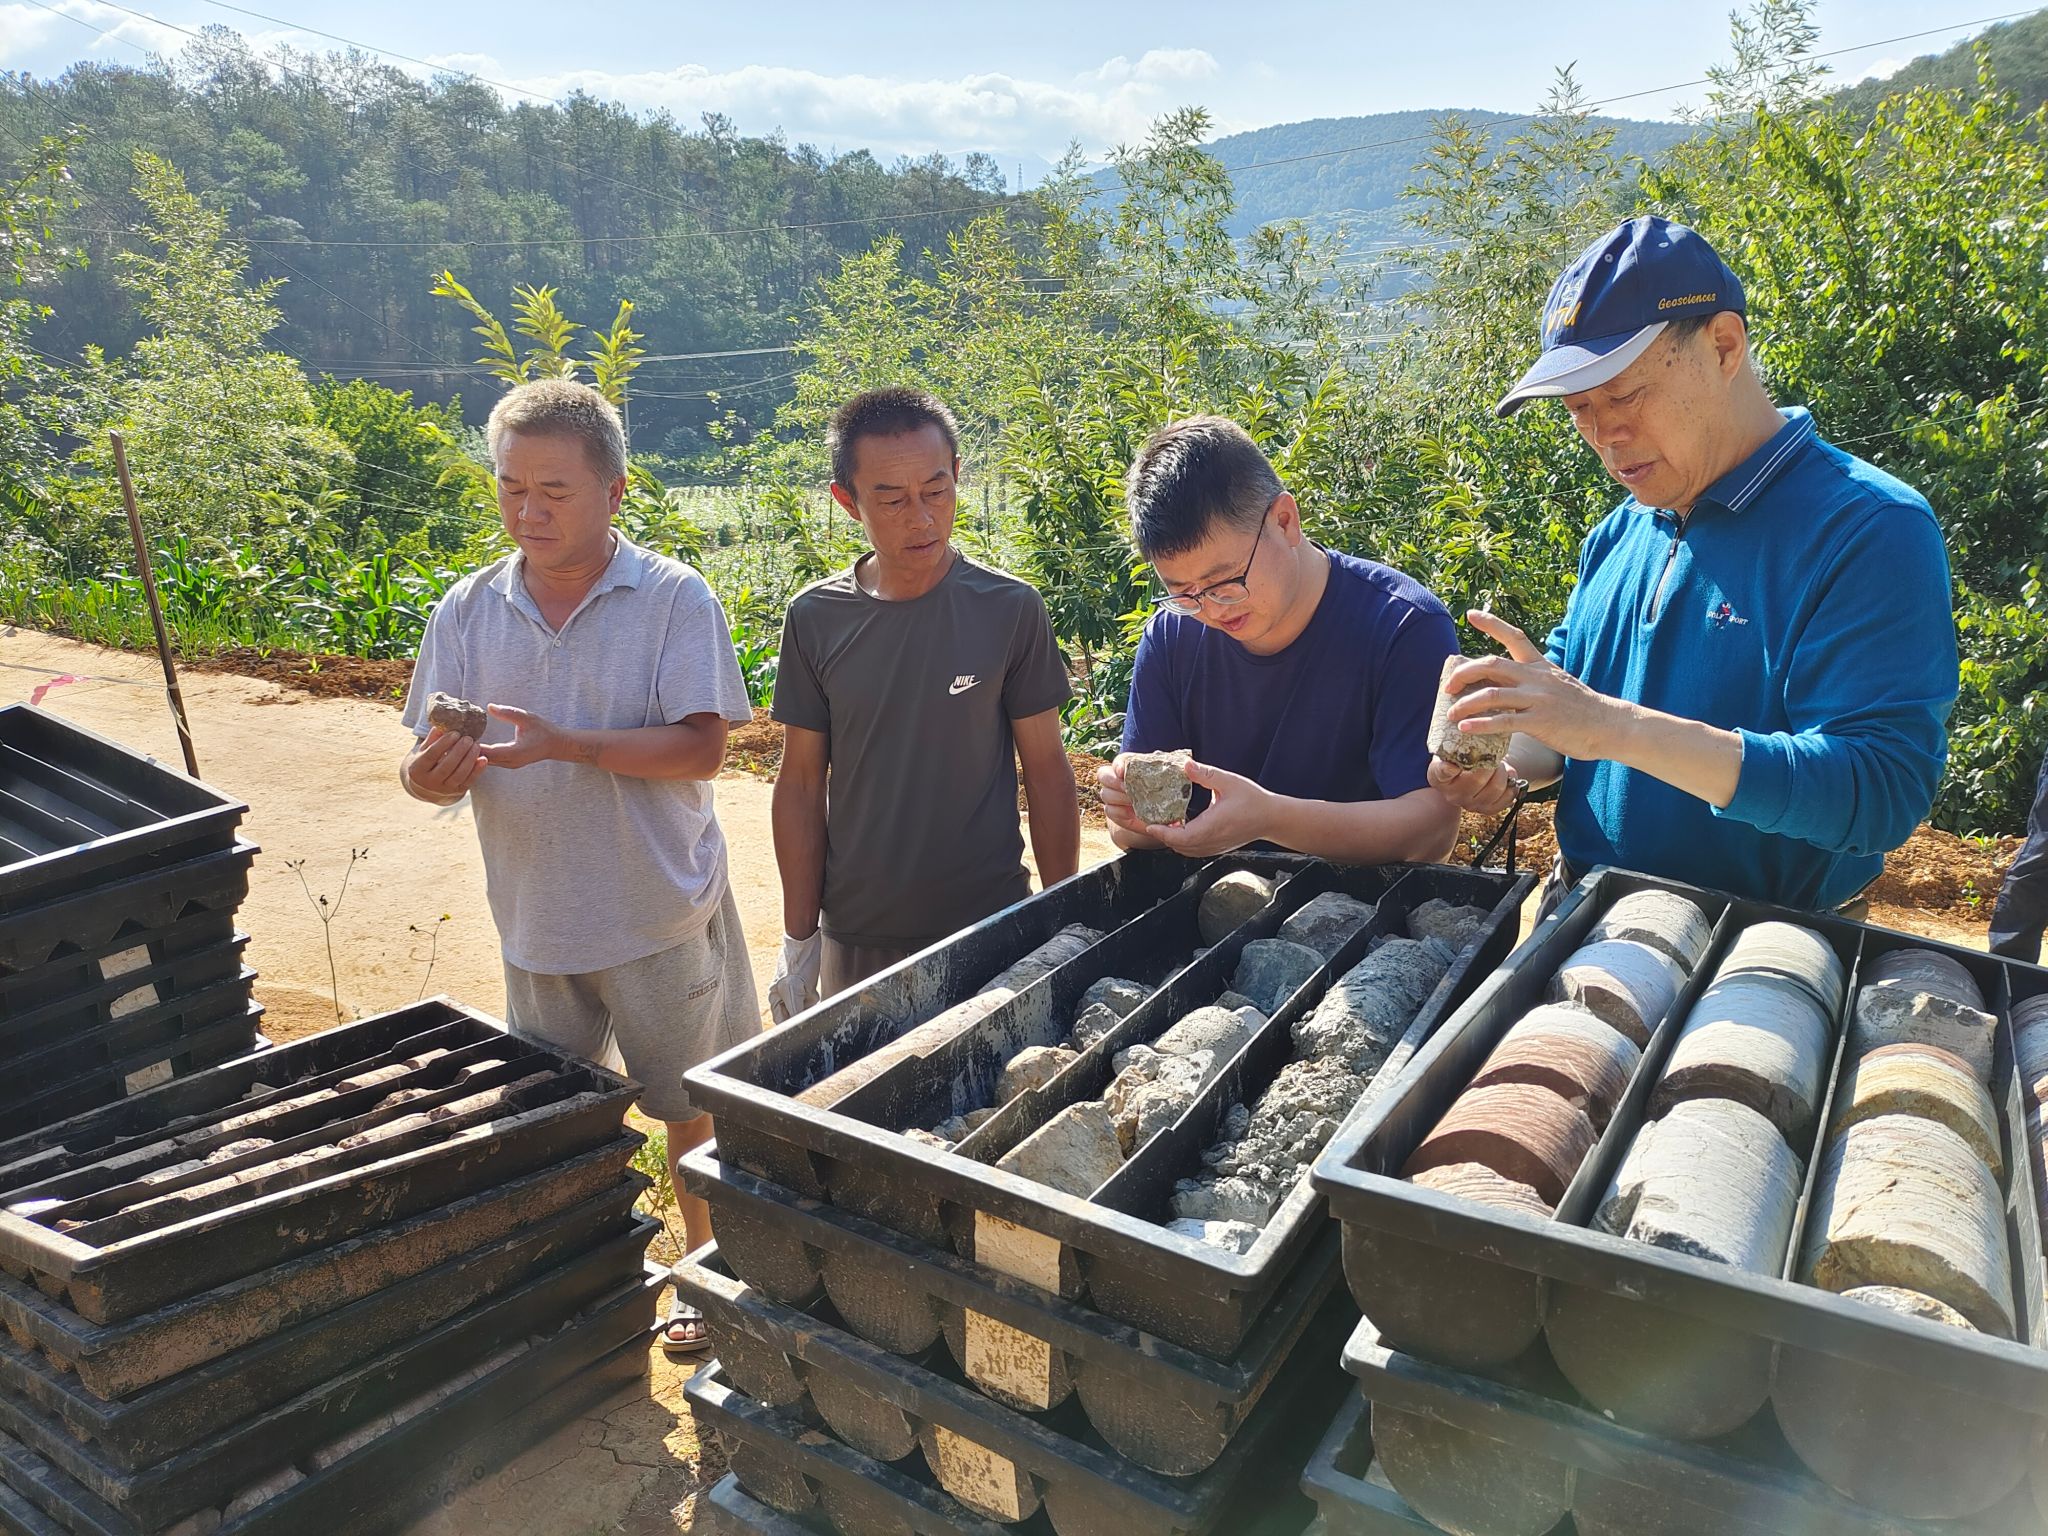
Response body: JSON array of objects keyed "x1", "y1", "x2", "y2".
[{"x1": 1120, "y1": 548, "x2": 1455, "y2": 813}]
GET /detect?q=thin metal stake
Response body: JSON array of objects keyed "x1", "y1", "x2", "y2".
[{"x1": 108, "y1": 432, "x2": 201, "y2": 778}]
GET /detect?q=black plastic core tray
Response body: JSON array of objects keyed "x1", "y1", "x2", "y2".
[
  {"x1": 690, "y1": 855, "x2": 1526, "y2": 1357},
  {"x1": 0, "y1": 841, "x2": 257, "y2": 978},
  {"x1": 1298, "y1": 1392, "x2": 1459, "y2": 1535},
  {"x1": 0, "y1": 1268, "x2": 660, "y2": 1536},
  {"x1": 682, "y1": 1145, "x2": 1342, "y2": 1475},
  {"x1": 1313, "y1": 865, "x2": 2048, "y2": 1484},
  {"x1": 0, "y1": 708, "x2": 245, "y2": 914},
  {"x1": 0, "y1": 907, "x2": 236, "y2": 1022},
  {"x1": 0, "y1": 998, "x2": 638, "y2": 1323}
]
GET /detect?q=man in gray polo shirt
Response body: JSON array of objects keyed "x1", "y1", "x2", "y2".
[
  {"x1": 398, "y1": 378, "x2": 754, "y2": 1354},
  {"x1": 768, "y1": 387, "x2": 1079, "y2": 1019}
]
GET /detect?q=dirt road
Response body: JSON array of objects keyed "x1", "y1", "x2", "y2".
[{"x1": 1, "y1": 629, "x2": 1121, "y2": 1042}]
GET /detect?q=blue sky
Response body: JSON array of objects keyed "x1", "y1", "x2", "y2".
[{"x1": 0, "y1": 0, "x2": 2023, "y2": 167}]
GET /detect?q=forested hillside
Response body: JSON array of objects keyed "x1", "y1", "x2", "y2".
[
  {"x1": 0, "y1": 31, "x2": 1018, "y2": 458},
  {"x1": 1833, "y1": 9, "x2": 2048, "y2": 117}
]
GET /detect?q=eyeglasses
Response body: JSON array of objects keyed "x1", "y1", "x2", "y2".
[{"x1": 1152, "y1": 497, "x2": 1275, "y2": 615}]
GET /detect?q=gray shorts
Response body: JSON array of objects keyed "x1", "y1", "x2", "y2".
[{"x1": 502, "y1": 880, "x2": 758, "y2": 1122}]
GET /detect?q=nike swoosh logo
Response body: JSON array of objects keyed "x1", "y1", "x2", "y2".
[{"x1": 948, "y1": 677, "x2": 981, "y2": 696}]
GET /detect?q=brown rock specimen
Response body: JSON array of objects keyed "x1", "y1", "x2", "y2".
[
  {"x1": 1549, "y1": 938, "x2": 1686, "y2": 1046},
  {"x1": 1427, "y1": 654, "x2": 1513, "y2": 771},
  {"x1": 426, "y1": 691, "x2": 488, "y2": 739},
  {"x1": 997, "y1": 1045, "x2": 1079, "y2": 1102},
  {"x1": 1469, "y1": 1003, "x2": 1641, "y2": 1130},
  {"x1": 1122, "y1": 750, "x2": 1194, "y2": 826},
  {"x1": 1586, "y1": 889, "x2": 1714, "y2": 974},
  {"x1": 1409, "y1": 1159, "x2": 1555, "y2": 1219},
  {"x1": 995, "y1": 1100, "x2": 1123, "y2": 1198},
  {"x1": 1404, "y1": 1082, "x2": 1595, "y2": 1206},
  {"x1": 1840, "y1": 1284, "x2": 1978, "y2": 1331},
  {"x1": 1652, "y1": 974, "x2": 1832, "y2": 1144},
  {"x1": 1830, "y1": 1042, "x2": 2002, "y2": 1176},
  {"x1": 1801, "y1": 1112, "x2": 2015, "y2": 1337},
  {"x1": 1197, "y1": 871, "x2": 1277, "y2": 945}
]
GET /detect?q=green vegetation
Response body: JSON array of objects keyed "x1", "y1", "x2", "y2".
[{"x1": 3, "y1": 2, "x2": 2045, "y2": 837}]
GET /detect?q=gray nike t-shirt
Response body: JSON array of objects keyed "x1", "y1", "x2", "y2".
[{"x1": 773, "y1": 552, "x2": 1072, "y2": 947}]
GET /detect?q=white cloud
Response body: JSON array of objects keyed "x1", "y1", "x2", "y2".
[
  {"x1": 1845, "y1": 56, "x2": 1908, "y2": 84},
  {"x1": 0, "y1": 1, "x2": 315, "y2": 71},
  {"x1": 421, "y1": 50, "x2": 1230, "y2": 160}
]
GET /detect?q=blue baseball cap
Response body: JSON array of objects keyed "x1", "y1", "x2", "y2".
[{"x1": 1496, "y1": 216, "x2": 1746, "y2": 418}]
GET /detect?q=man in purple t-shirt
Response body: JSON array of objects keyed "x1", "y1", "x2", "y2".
[{"x1": 1097, "y1": 416, "x2": 1460, "y2": 862}]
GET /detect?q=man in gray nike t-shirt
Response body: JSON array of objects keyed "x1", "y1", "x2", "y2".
[{"x1": 768, "y1": 388, "x2": 1079, "y2": 1019}]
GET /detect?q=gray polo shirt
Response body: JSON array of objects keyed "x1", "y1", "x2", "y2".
[
  {"x1": 402, "y1": 535, "x2": 752, "y2": 975},
  {"x1": 773, "y1": 552, "x2": 1072, "y2": 947}
]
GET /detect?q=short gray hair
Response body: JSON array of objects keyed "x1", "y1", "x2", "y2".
[{"x1": 487, "y1": 378, "x2": 628, "y2": 483}]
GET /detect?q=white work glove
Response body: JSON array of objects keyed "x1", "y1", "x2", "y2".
[{"x1": 769, "y1": 930, "x2": 823, "y2": 1024}]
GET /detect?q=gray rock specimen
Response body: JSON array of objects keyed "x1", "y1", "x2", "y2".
[
  {"x1": 1852, "y1": 985, "x2": 1997, "y2": 1085},
  {"x1": 904, "y1": 1127, "x2": 954, "y2": 1151},
  {"x1": 1198, "y1": 871, "x2": 1277, "y2": 945},
  {"x1": 1078, "y1": 976, "x2": 1148, "y2": 1019},
  {"x1": 427, "y1": 691, "x2": 488, "y2": 739},
  {"x1": 1230, "y1": 939, "x2": 1325, "y2": 1014},
  {"x1": 1123, "y1": 750, "x2": 1194, "y2": 826},
  {"x1": 1427, "y1": 654, "x2": 1512, "y2": 770},
  {"x1": 999, "y1": 1045, "x2": 1079, "y2": 1101},
  {"x1": 1069, "y1": 1003, "x2": 1123, "y2": 1052},
  {"x1": 996, "y1": 1100, "x2": 1123, "y2": 1198},
  {"x1": 1407, "y1": 898, "x2": 1491, "y2": 952},
  {"x1": 1292, "y1": 938, "x2": 1457, "y2": 1073},
  {"x1": 1801, "y1": 1112, "x2": 2015, "y2": 1337},
  {"x1": 1839, "y1": 1284, "x2": 1977, "y2": 1331},
  {"x1": 1277, "y1": 892, "x2": 1378, "y2": 959},
  {"x1": 1170, "y1": 1058, "x2": 1367, "y2": 1228},
  {"x1": 1861, "y1": 947, "x2": 1985, "y2": 1012},
  {"x1": 1146, "y1": 1003, "x2": 1265, "y2": 1064},
  {"x1": 1106, "y1": 1046, "x2": 1214, "y2": 1152},
  {"x1": 1166, "y1": 1216, "x2": 1263, "y2": 1254},
  {"x1": 1720, "y1": 921, "x2": 1845, "y2": 1019},
  {"x1": 1596, "y1": 1098, "x2": 1802, "y2": 1271},
  {"x1": 933, "y1": 1106, "x2": 998, "y2": 1142},
  {"x1": 1213, "y1": 991, "x2": 1263, "y2": 1014},
  {"x1": 1549, "y1": 938, "x2": 1686, "y2": 1047},
  {"x1": 1653, "y1": 974, "x2": 1833, "y2": 1143},
  {"x1": 798, "y1": 923, "x2": 1103, "y2": 1107},
  {"x1": 1587, "y1": 890, "x2": 1714, "y2": 974}
]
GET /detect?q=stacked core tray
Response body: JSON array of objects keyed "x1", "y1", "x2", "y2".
[
  {"x1": 0, "y1": 706, "x2": 260, "y2": 1133},
  {"x1": 0, "y1": 999, "x2": 657, "y2": 1536},
  {"x1": 679, "y1": 852, "x2": 1531, "y2": 1535},
  {"x1": 1306, "y1": 865, "x2": 2048, "y2": 1536}
]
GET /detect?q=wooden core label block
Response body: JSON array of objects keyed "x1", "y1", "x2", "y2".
[
  {"x1": 124, "y1": 1060, "x2": 174, "y2": 1095},
  {"x1": 964, "y1": 1309, "x2": 1056, "y2": 1410},
  {"x1": 974, "y1": 1211, "x2": 1064, "y2": 1294},
  {"x1": 100, "y1": 944, "x2": 161, "y2": 1020},
  {"x1": 931, "y1": 1425, "x2": 1027, "y2": 1521}
]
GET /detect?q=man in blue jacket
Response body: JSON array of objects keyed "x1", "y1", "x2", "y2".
[{"x1": 1431, "y1": 216, "x2": 1958, "y2": 912}]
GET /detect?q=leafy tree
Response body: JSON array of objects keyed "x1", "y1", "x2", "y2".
[
  {"x1": 311, "y1": 376, "x2": 474, "y2": 551},
  {"x1": 0, "y1": 130, "x2": 85, "y2": 522},
  {"x1": 58, "y1": 150, "x2": 348, "y2": 562}
]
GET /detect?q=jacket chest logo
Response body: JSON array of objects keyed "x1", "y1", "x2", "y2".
[{"x1": 1710, "y1": 601, "x2": 1749, "y2": 629}]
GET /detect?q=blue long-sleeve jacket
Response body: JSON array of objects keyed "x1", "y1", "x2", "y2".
[{"x1": 1545, "y1": 408, "x2": 1958, "y2": 911}]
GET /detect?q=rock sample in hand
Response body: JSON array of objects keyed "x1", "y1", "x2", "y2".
[
  {"x1": 427, "y1": 691, "x2": 488, "y2": 739},
  {"x1": 1469, "y1": 1003, "x2": 1641, "y2": 1131},
  {"x1": 1229, "y1": 939, "x2": 1324, "y2": 1014},
  {"x1": 1407, "y1": 898, "x2": 1490, "y2": 953},
  {"x1": 1652, "y1": 974, "x2": 1833, "y2": 1144},
  {"x1": 1801, "y1": 1112, "x2": 2015, "y2": 1337},
  {"x1": 1277, "y1": 892, "x2": 1377, "y2": 959},
  {"x1": 1549, "y1": 938, "x2": 1686, "y2": 1047},
  {"x1": 798, "y1": 923, "x2": 1103, "y2": 1107},
  {"x1": 1595, "y1": 1097, "x2": 1802, "y2": 1270},
  {"x1": 1293, "y1": 938, "x2": 1457, "y2": 1073},
  {"x1": 1405, "y1": 1083, "x2": 1595, "y2": 1207},
  {"x1": 1587, "y1": 890, "x2": 1714, "y2": 974},
  {"x1": 1170, "y1": 1058, "x2": 1367, "y2": 1229},
  {"x1": 1123, "y1": 750, "x2": 1194, "y2": 826},
  {"x1": 1427, "y1": 654, "x2": 1513, "y2": 771},
  {"x1": 1829, "y1": 1042, "x2": 2002, "y2": 1176},
  {"x1": 1197, "y1": 871, "x2": 1277, "y2": 945},
  {"x1": 996, "y1": 1100, "x2": 1123, "y2": 1198},
  {"x1": 998, "y1": 1045, "x2": 1079, "y2": 1102}
]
